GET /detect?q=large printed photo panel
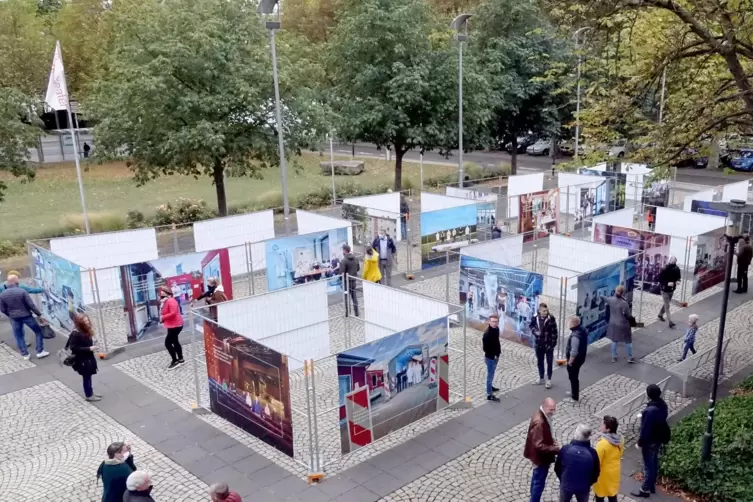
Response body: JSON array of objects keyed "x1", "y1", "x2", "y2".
[
  {"x1": 420, "y1": 205, "x2": 478, "y2": 269},
  {"x1": 336, "y1": 318, "x2": 449, "y2": 454},
  {"x1": 519, "y1": 189, "x2": 560, "y2": 243},
  {"x1": 692, "y1": 228, "x2": 727, "y2": 295},
  {"x1": 31, "y1": 247, "x2": 85, "y2": 331},
  {"x1": 577, "y1": 259, "x2": 637, "y2": 344},
  {"x1": 459, "y1": 256, "x2": 543, "y2": 347},
  {"x1": 204, "y1": 322, "x2": 294, "y2": 457}
]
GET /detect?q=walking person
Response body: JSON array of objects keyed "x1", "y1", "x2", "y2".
[
  {"x1": 523, "y1": 397, "x2": 559, "y2": 502},
  {"x1": 68, "y1": 313, "x2": 101, "y2": 402},
  {"x1": 209, "y1": 481, "x2": 243, "y2": 501},
  {"x1": 529, "y1": 303, "x2": 557, "y2": 388},
  {"x1": 372, "y1": 230, "x2": 397, "y2": 286},
  {"x1": 678, "y1": 314, "x2": 699, "y2": 361},
  {"x1": 734, "y1": 234, "x2": 752, "y2": 294},
  {"x1": 160, "y1": 286, "x2": 185, "y2": 370},
  {"x1": 605, "y1": 285, "x2": 635, "y2": 363},
  {"x1": 0, "y1": 274, "x2": 48, "y2": 360},
  {"x1": 124, "y1": 471, "x2": 156, "y2": 502},
  {"x1": 565, "y1": 316, "x2": 587, "y2": 403},
  {"x1": 363, "y1": 247, "x2": 382, "y2": 283},
  {"x1": 400, "y1": 195, "x2": 410, "y2": 241},
  {"x1": 83, "y1": 142, "x2": 91, "y2": 158},
  {"x1": 554, "y1": 424, "x2": 600, "y2": 502},
  {"x1": 631, "y1": 384, "x2": 670, "y2": 498},
  {"x1": 657, "y1": 256, "x2": 681, "y2": 328},
  {"x1": 482, "y1": 314, "x2": 501, "y2": 402},
  {"x1": 339, "y1": 245, "x2": 360, "y2": 316},
  {"x1": 593, "y1": 416, "x2": 624, "y2": 502},
  {"x1": 97, "y1": 442, "x2": 137, "y2": 502}
]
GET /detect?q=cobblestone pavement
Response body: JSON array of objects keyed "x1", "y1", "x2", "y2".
[
  {"x1": 0, "y1": 381, "x2": 206, "y2": 501},
  {"x1": 0, "y1": 341, "x2": 35, "y2": 376},
  {"x1": 383, "y1": 374, "x2": 690, "y2": 502}
]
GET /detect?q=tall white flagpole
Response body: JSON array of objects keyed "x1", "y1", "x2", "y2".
[{"x1": 45, "y1": 40, "x2": 90, "y2": 234}]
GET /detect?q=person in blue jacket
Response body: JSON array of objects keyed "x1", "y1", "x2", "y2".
[
  {"x1": 0, "y1": 270, "x2": 44, "y2": 294},
  {"x1": 631, "y1": 384, "x2": 670, "y2": 498},
  {"x1": 555, "y1": 424, "x2": 600, "y2": 502}
]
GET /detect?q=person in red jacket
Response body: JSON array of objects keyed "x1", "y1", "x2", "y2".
[
  {"x1": 159, "y1": 286, "x2": 184, "y2": 370},
  {"x1": 209, "y1": 482, "x2": 242, "y2": 502}
]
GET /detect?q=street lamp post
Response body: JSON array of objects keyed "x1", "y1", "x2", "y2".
[
  {"x1": 258, "y1": 0, "x2": 290, "y2": 223},
  {"x1": 451, "y1": 14, "x2": 472, "y2": 188},
  {"x1": 573, "y1": 27, "x2": 592, "y2": 162},
  {"x1": 700, "y1": 200, "x2": 753, "y2": 461}
]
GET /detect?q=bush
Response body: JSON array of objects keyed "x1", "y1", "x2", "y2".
[
  {"x1": 126, "y1": 210, "x2": 147, "y2": 229},
  {"x1": 0, "y1": 240, "x2": 25, "y2": 259},
  {"x1": 152, "y1": 198, "x2": 215, "y2": 226},
  {"x1": 738, "y1": 374, "x2": 753, "y2": 393},
  {"x1": 660, "y1": 390, "x2": 753, "y2": 501},
  {"x1": 61, "y1": 212, "x2": 126, "y2": 234}
]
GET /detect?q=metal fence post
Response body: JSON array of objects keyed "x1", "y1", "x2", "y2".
[
  {"x1": 172, "y1": 224, "x2": 179, "y2": 254},
  {"x1": 532, "y1": 245, "x2": 538, "y2": 273},
  {"x1": 89, "y1": 268, "x2": 109, "y2": 354},
  {"x1": 557, "y1": 276, "x2": 564, "y2": 360},
  {"x1": 462, "y1": 314, "x2": 468, "y2": 401},
  {"x1": 566, "y1": 185, "x2": 571, "y2": 234},
  {"x1": 681, "y1": 236, "x2": 691, "y2": 303},
  {"x1": 303, "y1": 360, "x2": 316, "y2": 471},
  {"x1": 445, "y1": 251, "x2": 451, "y2": 303},
  {"x1": 309, "y1": 359, "x2": 322, "y2": 472},
  {"x1": 246, "y1": 242, "x2": 256, "y2": 295},
  {"x1": 189, "y1": 310, "x2": 206, "y2": 413},
  {"x1": 638, "y1": 250, "x2": 646, "y2": 323}
]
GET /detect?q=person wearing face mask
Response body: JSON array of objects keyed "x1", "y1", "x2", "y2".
[
  {"x1": 159, "y1": 286, "x2": 185, "y2": 370},
  {"x1": 124, "y1": 471, "x2": 155, "y2": 502},
  {"x1": 529, "y1": 303, "x2": 557, "y2": 389},
  {"x1": 371, "y1": 230, "x2": 397, "y2": 286},
  {"x1": 97, "y1": 442, "x2": 136, "y2": 502}
]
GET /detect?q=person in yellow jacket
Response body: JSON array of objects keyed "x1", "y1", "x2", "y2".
[
  {"x1": 363, "y1": 247, "x2": 383, "y2": 283},
  {"x1": 593, "y1": 415, "x2": 624, "y2": 502}
]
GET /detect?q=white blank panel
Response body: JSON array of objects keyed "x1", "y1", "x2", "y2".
[
  {"x1": 508, "y1": 173, "x2": 545, "y2": 197},
  {"x1": 342, "y1": 192, "x2": 400, "y2": 213},
  {"x1": 548, "y1": 234, "x2": 628, "y2": 274},
  {"x1": 461, "y1": 234, "x2": 523, "y2": 267},
  {"x1": 216, "y1": 281, "x2": 329, "y2": 369},
  {"x1": 592, "y1": 208, "x2": 635, "y2": 229},
  {"x1": 722, "y1": 181, "x2": 749, "y2": 201},
  {"x1": 362, "y1": 281, "x2": 448, "y2": 343},
  {"x1": 544, "y1": 267, "x2": 577, "y2": 303},
  {"x1": 420, "y1": 192, "x2": 477, "y2": 212},
  {"x1": 193, "y1": 210, "x2": 274, "y2": 272},
  {"x1": 669, "y1": 235, "x2": 695, "y2": 270},
  {"x1": 557, "y1": 173, "x2": 606, "y2": 215},
  {"x1": 51, "y1": 228, "x2": 158, "y2": 269},
  {"x1": 654, "y1": 207, "x2": 726, "y2": 237},
  {"x1": 445, "y1": 187, "x2": 498, "y2": 203},
  {"x1": 296, "y1": 210, "x2": 354, "y2": 247},
  {"x1": 624, "y1": 172, "x2": 644, "y2": 202},
  {"x1": 82, "y1": 267, "x2": 122, "y2": 305}
]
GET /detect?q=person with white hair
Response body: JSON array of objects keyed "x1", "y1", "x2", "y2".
[
  {"x1": 209, "y1": 481, "x2": 243, "y2": 501},
  {"x1": 554, "y1": 424, "x2": 600, "y2": 502},
  {"x1": 657, "y1": 256, "x2": 681, "y2": 329},
  {"x1": 123, "y1": 470, "x2": 155, "y2": 501},
  {"x1": 0, "y1": 274, "x2": 48, "y2": 360},
  {"x1": 679, "y1": 314, "x2": 699, "y2": 361}
]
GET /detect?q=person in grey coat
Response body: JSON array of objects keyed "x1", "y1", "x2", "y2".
[{"x1": 604, "y1": 285, "x2": 634, "y2": 364}]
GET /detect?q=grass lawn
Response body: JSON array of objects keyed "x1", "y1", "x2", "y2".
[{"x1": 0, "y1": 153, "x2": 456, "y2": 242}]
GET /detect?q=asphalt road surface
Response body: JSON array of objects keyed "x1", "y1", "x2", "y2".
[{"x1": 333, "y1": 142, "x2": 753, "y2": 187}]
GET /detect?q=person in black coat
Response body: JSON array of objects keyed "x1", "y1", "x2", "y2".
[
  {"x1": 482, "y1": 314, "x2": 502, "y2": 402},
  {"x1": 657, "y1": 257, "x2": 681, "y2": 328},
  {"x1": 529, "y1": 303, "x2": 558, "y2": 388},
  {"x1": 67, "y1": 313, "x2": 100, "y2": 402},
  {"x1": 631, "y1": 384, "x2": 670, "y2": 498},
  {"x1": 97, "y1": 442, "x2": 137, "y2": 502}
]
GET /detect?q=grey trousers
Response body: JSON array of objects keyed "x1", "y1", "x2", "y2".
[
  {"x1": 659, "y1": 291, "x2": 673, "y2": 323},
  {"x1": 379, "y1": 259, "x2": 392, "y2": 286}
]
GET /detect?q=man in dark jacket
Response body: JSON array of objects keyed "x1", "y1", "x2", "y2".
[
  {"x1": 734, "y1": 234, "x2": 752, "y2": 294},
  {"x1": 566, "y1": 316, "x2": 587, "y2": 402},
  {"x1": 339, "y1": 245, "x2": 360, "y2": 316},
  {"x1": 657, "y1": 256, "x2": 681, "y2": 328},
  {"x1": 482, "y1": 314, "x2": 501, "y2": 402},
  {"x1": 372, "y1": 230, "x2": 397, "y2": 286},
  {"x1": 631, "y1": 384, "x2": 670, "y2": 498},
  {"x1": 555, "y1": 424, "x2": 600, "y2": 502},
  {"x1": 0, "y1": 275, "x2": 48, "y2": 360},
  {"x1": 529, "y1": 303, "x2": 557, "y2": 388},
  {"x1": 524, "y1": 398, "x2": 559, "y2": 502},
  {"x1": 124, "y1": 471, "x2": 155, "y2": 501}
]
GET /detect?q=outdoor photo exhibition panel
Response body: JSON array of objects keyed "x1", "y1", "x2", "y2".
[
  {"x1": 682, "y1": 180, "x2": 749, "y2": 212},
  {"x1": 590, "y1": 208, "x2": 635, "y2": 239},
  {"x1": 507, "y1": 172, "x2": 544, "y2": 219},
  {"x1": 29, "y1": 245, "x2": 86, "y2": 333},
  {"x1": 193, "y1": 209, "x2": 275, "y2": 275},
  {"x1": 557, "y1": 172, "x2": 607, "y2": 230},
  {"x1": 518, "y1": 188, "x2": 560, "y2": 243},
  {"x1": 653, "y1": 207, "x2": 726, "y2": 270},
  {"x1": 420, "y1": 195, "x2": 478, "y2": 269},
  {"x1": 341, "y1": 192, "x2": 403, "y2": 243},
  {"x1": 445, "y1": 187, "x2": 497, "y2": 230},
  {"x1": 296, "y1": 209, "x2": 354, "y2": 249}
]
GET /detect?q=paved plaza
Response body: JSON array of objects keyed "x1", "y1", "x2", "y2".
[{"x1": 1, "y1": 248, "x2": 752, "y2": 501}]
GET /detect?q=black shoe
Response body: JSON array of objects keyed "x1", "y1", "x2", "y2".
[
  {"x1": 167, "y1": 361, "x2": 179, "y2": 370},
  {"x1": 176, "y1": 359, "x2": 186, "y2": 366},
  {"x1": 657, "y1": 315, "x2": 665, "y2": 322},
  {"x1": 492, "y1": 386, "x2": 500, "y2": 393},
  {"x1": 669, "y1": 323, "x2": 677, "y2": 329},
  {"x1": 630, "y1": 490, "x2": 650, "y2": 498},
  {"x1": 733, "y1": 290, "x2": 744, "y2": 294},
  {"x1": 487, "y1": 395, "x2": 500, "y2": 402}
]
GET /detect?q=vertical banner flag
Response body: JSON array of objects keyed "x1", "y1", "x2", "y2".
[{"x1": 45, "y1": 41, "x2": 69, "y2": 111}]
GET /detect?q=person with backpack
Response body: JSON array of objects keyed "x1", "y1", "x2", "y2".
[{"x1": 631, "y1": 384, "x2": 670, "y2": 498}]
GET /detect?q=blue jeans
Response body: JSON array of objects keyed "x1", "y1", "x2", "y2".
[
  {"x1": 682, "y1": 342, "x2": 696, "y2": 360},
  {"x1": 641, "y1": 444, "x2": 660, "y2": 493},
  {"x1": 484, "y1": 357, "x2": 498, "y2": 396},
  {"x1": 611, "y1": 341, "x2": 633, "y2": 359},
  {"x1": 83, "y1": 374, "x2": 93, "y2": 398},
  {"x1": 10, "y1": 316, "x2": 43, "y2": 356},
  {"x1": 535, "y1": 348, "x2": 554, "y2": 380},
  {"x1": 529, "y1": 463, "x2": 549, "y2": 502},
  {"x1": 401, "y1": 219, "x2": 408, "y2": 240}
]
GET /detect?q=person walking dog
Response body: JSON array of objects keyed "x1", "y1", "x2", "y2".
[
  {"x1": 160, "y1": 286, "x2": 185, "y2": 370},
  {"x1": 529, "y1": 303, "x2": 557, "y2": 388},
  {"x1": 605, "y1": 285, "x2": 635, "y2": 363},
  {"x1": 67, "y1": 313, "x2": 101, "y2": 402}
]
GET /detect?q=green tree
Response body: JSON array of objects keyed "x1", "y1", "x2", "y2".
[
  {"x1": 88, "y1": 0, "x2": 313, "y2": 216},
  {"x1": 327, "y1": 0, "x2": 490, "y2": 190},
  {"x1": 472, "y1": 0, "x2": 573, "y2": 173},
  {"x1": 0, "y1": 88, "x2": 41, "y2": 202},
  {"x1": 0, "y1": 0, "x2": 53, "y2": 96}
]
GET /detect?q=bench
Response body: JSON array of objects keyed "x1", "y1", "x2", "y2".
[
  {"x1": 593, "y1": 377, "x2": 671, "y2": 421},
  {"x1": 666, "y1": 338, "x2": 731, "y2": 397}
]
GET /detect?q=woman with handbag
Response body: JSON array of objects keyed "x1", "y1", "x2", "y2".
[{"x1": 67, "y1": 313, "x2": 101, "y2": 402}]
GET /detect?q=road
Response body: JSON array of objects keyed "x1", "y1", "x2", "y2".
[{"x1": 333, "y1": 142, "x2": 753, "y2": 187}]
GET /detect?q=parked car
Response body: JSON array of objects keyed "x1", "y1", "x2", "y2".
[
  {"x1": 607, "y1": 139, "x2": 628, "y2": 157},
  {"x1": 559, "y1": 140, "x2": 586, "y2": 157},
  {"x1": 729, "y1": 148, "x2": 753, "y2": 172},
  {"x1": 503, "y1": 135, "x2": 538, "y2": 154},
  {"x1": 526, "y1": 139, "x2": 551, "y2": 156}
]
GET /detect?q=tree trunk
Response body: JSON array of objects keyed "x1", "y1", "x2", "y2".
[
  {"x1": 708, "y1": 133, "x2": 721, "y2": 170},
  {"x1": 510, "y1": 137, "x2": 518, "y2": 175},
  {"x1": 394, "y1": 148, "x2": 403, "y2": 191},
  {"x1": 213, "y1": 158, "x2": 227, "y2": 216}
]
